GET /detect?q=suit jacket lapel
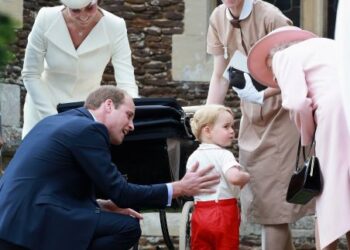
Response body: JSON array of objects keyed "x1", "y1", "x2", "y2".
[
  {"x1": 44, "y1": 9, "x2": 110, "y2": 58},
  {"x1": 45, "y1": 11, "x2": 78, "y2": 58},
  {"x1": 77, "y1": 18, "x2": 110, "y2": 55}
]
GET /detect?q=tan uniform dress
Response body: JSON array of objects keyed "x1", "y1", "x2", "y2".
[{"x1": 207, "y1": 1, "x2": 314, "y2": 224}]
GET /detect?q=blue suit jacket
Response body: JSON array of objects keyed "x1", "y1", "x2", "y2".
[{"x1": 0, "y1": 108, "x2": 168, "y2": 249}]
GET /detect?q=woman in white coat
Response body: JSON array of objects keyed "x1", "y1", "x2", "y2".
[
  {"x1": 21, "y1": 0, "x2": 139, "y2": 138},
  {"x1": 248, "y1": 26, "x2": 350, "y2": 250}
]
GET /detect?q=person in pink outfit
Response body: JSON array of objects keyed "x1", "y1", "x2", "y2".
[
  {"x1": 247, "y1": 26, "x2": 350, "y2": 250},
  {"x1": 335, "y1": 0, "x2": 350, "y2": 135},
  {"x1": 186, "y1": 105, "x2": 250, "y2": 249}
]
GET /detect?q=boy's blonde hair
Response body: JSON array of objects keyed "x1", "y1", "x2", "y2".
[{"x1": 190, "y1": 104, "x2": 233, "y2": 141}]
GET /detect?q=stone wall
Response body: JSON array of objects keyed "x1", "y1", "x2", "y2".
[{"x1": 0, "y1": 83, "x2": 22, "y2": 168}]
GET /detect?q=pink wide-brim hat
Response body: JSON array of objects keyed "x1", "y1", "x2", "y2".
[
  {"x1": 61, "y1": 0, "x2": 94, "y2": 9},
  {"x1": 247, "y1": 26, "x2": 317, "y2": 88}
]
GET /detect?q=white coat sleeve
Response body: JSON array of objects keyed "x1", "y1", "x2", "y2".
[
  {"x1": 272, "y1": 51, "x2": 315, "y2": 146},
  {"x1": 21, "y1": 8, "x2": 58, "y2": 119},
  {"x1": 111, "y1": 19, "x2": 139, "y2": 97}
]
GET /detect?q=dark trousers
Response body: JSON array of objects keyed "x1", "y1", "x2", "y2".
[
  {"x1": 88, "y1": 211, "x2": 141, "y2": 250},
  {"x1": 0, "y1": 239, "x2": 28, "y2": 250},
  {"x1": 0, "y1": 211, "x2": 141, "y2": 250}
]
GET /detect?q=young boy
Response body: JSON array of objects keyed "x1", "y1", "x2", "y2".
[{"x1": 187, "y1": 104, "x2": 250, "y2": 249}]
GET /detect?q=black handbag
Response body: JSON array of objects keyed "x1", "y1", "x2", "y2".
[{"x1": 286, "y1": 137, "x2": 323, "y2": 204}]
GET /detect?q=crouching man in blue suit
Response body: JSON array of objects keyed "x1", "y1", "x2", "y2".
[{"x1": 0, "y1": 86, "x2": 220, "y2": 250}]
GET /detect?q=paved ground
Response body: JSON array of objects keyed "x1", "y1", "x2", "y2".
[
  {"x1": 138, "y1": 212, "x2": 348, "y2": 250},
  {"x1": 137, "y1": 236, "x2": 317, "y2": 250},
  {"x1": 138, "y1": 236, "x2": 348, "y2": 250}
]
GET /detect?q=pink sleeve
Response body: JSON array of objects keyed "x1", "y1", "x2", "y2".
[{"x1": 272, "y1": 50, "x2": 315, "y2": 145}]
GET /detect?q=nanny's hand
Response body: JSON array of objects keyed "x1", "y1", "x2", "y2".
[
  {"x1": 172, "y1": 162, "x2": 220, "y2": 198},
  {"x1": 97, "y1": 199, "x2": 143, "y2": 219}
]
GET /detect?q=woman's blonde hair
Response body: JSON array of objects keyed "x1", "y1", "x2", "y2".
[{"x1": 190, "y1": 104, "x2": 233, "y2": 141}]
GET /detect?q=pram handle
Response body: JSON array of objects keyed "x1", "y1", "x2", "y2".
[{"x1": 182, "y1": 105, "x2": 204, "y2": 115}]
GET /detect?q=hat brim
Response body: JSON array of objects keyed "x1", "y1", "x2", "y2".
[
  {"x1": 247, "y1": 27, "x2": 317, "y2": 88},
  {"x1": 61, "y1": 0, "x2": 93, "y2": 9}
]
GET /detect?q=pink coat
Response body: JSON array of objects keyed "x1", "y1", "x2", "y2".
[{"x1": 273, "y1": 38, "x2": 350, "y2": 249}]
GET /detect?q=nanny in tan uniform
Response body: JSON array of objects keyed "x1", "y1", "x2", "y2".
[
  {"x1": 206, "y1": 0, "x2": 314, "y2": 249},
  {"x1": 21, "y1": 0, "x2": 139, "y2": 138}
]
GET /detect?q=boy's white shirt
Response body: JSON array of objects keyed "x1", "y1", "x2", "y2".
[{"x1": 186, "y1": 143, "x2": 241, "y2": 201}]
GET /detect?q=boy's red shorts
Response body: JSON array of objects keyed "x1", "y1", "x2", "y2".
[{"x1": 191, "y1": 198, "x2": 240, "y2": 250}]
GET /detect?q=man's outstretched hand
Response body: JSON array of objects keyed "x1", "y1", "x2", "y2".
[
  {"x1": 172, "y1": 162, "x2": 220, "y2": 198},
  {"x1": 97, "y1": 199, "x2": 143, "y2": 219}
]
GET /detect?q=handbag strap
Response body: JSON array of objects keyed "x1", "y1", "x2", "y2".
[
  {"x1": 295, "y1": 137, "x2": 303, "y2": 171},
  {"x1": 295, "y1": 133, "x2": 316, "y2": 171}
]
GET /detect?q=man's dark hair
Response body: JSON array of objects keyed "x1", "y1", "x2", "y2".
[{"x1": 84, "y1": 86, "x2": 127, "y2": 110}]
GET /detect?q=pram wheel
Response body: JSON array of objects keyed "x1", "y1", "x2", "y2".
[{"x1": 179, "y1": 201, "x2": 194, "y2": 250}]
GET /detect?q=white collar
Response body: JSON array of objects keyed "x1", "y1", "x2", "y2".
[
  {"x1": 88, "y1": 110, "x2": 98, "y2": 121},
  {"x1": 198, "y1": 143, "x2": 223, "y2": 150},
  {"x1": 225, "y1": 0, "x2": 253, "y2": 21}
]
